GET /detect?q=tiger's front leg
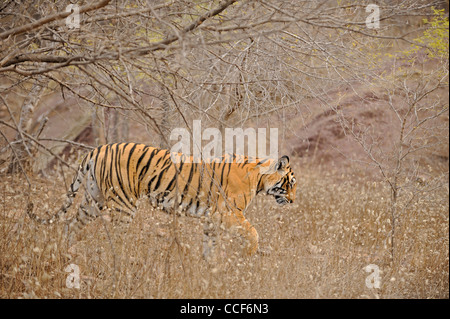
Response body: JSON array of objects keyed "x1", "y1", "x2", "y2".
[
  {"x1": 202, "y1": 217, "x2": 217, "y2": 262},
  {"x1": 220, "y1": 210, "x2": 259, "y2": 256}
]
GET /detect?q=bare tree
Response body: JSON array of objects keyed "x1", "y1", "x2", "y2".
[
  {"x1": 326, "y1": 7, "x2": 449, "y2": 262},
  {"x1": 0, "y1": 2, "x2": 447, "y2": 265}
]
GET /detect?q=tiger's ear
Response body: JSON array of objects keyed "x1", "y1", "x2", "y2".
[{"x1": 276, "y1": 155, "x2": 290, "y2": 171}]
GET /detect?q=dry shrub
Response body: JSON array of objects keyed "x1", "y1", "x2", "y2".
[{"x1": 0, "y1": 164, "x2": 448, "y2": 299}]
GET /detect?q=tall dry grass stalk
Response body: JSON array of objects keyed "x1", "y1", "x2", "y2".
[{"x1": 0, "y1": 162, "x2": 448, "y2": 298}]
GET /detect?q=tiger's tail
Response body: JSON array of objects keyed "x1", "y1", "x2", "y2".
[{"x1": 26, "y1": 158, "x2": 90, "y2": 226}]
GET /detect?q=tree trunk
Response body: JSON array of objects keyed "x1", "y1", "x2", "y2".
[{"x1": 7, "y1": 80, "x2": 46, "y2": 173}]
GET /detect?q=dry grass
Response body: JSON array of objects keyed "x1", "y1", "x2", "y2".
[{"x1": 0, "y1": 163, "x2": 448, "y2": 299}]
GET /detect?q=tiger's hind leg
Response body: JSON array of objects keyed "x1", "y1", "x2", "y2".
[{"x1": 65, "y1": 166, "x2": 105, "y2": 245}]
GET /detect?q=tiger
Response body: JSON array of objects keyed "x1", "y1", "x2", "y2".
[{"x1": 27, "y1": 142, "x2": 297, "y2": 259}]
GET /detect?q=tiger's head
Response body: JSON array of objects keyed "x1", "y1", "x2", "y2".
[{"x1": 259, "y1": 156, "x2": 297, "y2": 206}]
